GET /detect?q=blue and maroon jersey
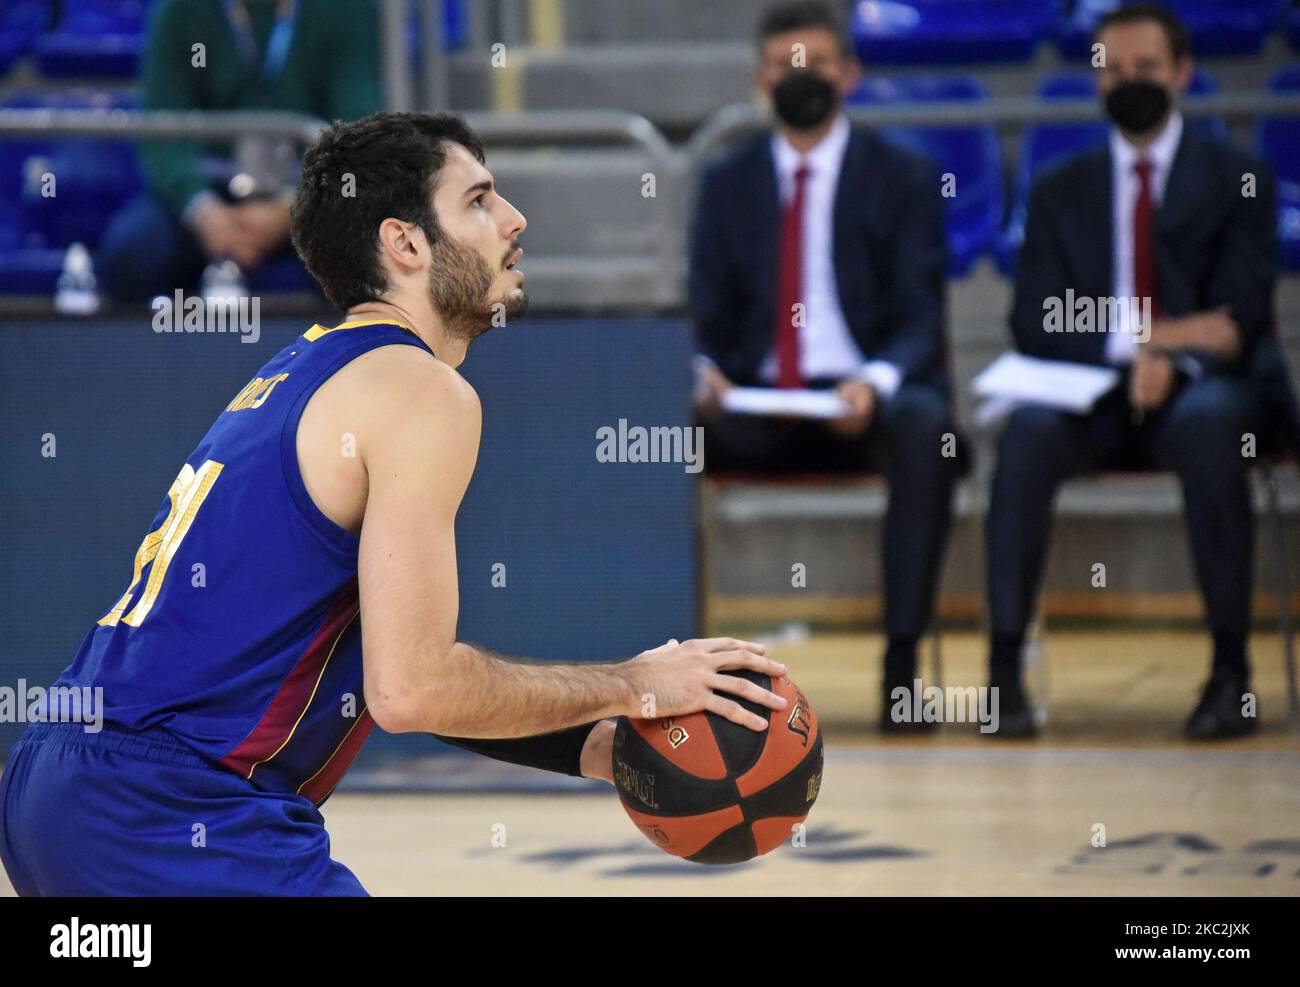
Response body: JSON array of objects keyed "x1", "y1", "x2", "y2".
[{"x1": 51, "y1": 319, "x2": 435, "y2": 805}]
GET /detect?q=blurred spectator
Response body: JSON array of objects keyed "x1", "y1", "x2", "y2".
[
  {"x1": 985, "y1": 3, "x2": 1300, "y2": 739},
  {"x1": 690, "y1": 1, "x2": 961, "y2": 732},
  {"x1": 98, "y1": 0, "x2": 381, "y2": 301}
]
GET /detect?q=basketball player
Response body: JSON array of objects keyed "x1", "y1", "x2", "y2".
[{"x1": 0, "y1": 112, "x2": 788, "y2": 896}]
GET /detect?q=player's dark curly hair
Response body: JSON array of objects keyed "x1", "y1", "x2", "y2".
[{"x1": 290, "y1": 111, "x2": 486, "y2": 311}]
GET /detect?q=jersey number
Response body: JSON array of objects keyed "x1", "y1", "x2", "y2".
[{"x1": 98, "y1": 459, "x2": 225, "y2": 627}]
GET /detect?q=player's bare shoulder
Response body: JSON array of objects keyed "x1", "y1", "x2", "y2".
[
  {"x1": 298, "y1": 342, "x2": 480, "y2": 536},
  {"x1": 352, "y1": 343, "x2": 481, "y2": 448}
]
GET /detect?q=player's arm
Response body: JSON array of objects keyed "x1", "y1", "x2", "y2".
[
  {"x1": 433, "y1": 720, "x2": 611, "y2": 779},
  {"x1": 356, "y1": 349, "x2": 787, "y2": 739}
]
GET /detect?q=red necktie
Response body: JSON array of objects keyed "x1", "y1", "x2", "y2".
[
  {"x1": 1132, "y1": 159, "x2": 1162, "y2": 319},
  {"x1": 774, "y1": 163, "x2": 810, "y2": 389}
]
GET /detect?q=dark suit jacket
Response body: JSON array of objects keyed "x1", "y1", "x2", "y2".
[
  {"x1": 1013, "y1": 127, "x2": 1300, "y2": 455},
  {"x1": 689, "y1": 124, "x2": 951, "y2": 396}
]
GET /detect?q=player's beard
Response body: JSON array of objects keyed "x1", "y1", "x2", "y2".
[{"x1": 427, "y1": 232, "x2": 527, "y2": 341}]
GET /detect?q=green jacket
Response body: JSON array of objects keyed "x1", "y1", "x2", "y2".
[{"x1": 139, "y1": 0, "x2": 382, "y2": 218}]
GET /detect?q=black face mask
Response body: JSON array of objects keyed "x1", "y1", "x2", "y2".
[
  {"x1": 1104, "y1": 79, "x2": 1172, "y2": 135},
  {"x1": 772, "y1": 72, "x2": 838, "y2": 131}
]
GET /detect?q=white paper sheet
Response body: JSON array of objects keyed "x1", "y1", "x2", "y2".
[
  {"x1": 720, "y1": 387, "x2": 853, "y2": 419},
  {"x1": 972, "y1": 352, "x2": 1120, "y2": 422}
]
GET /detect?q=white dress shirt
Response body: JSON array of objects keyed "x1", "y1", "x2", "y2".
[
  {"x1": 697, "y1": 114, "x2": 902, "y2": 399},
  {"x1": 1106, "y1": 111, "x2": 1183, "y2": 365}
]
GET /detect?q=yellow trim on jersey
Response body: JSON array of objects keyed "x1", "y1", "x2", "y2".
[
  {"x1": 302, "y1": 318, "x2": 414, "y2": 342},
  {"x1": 246, "y1": 610, "x2": 359, "y2": 782},
  {"x1": 296, "y1": 705, "x2": 370, "y2": 800}
]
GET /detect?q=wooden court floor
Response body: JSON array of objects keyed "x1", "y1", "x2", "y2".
[{"x1": 3, "y1": 629, "x2": 1298, "y2": 896}]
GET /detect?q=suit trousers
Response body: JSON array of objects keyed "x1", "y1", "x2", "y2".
[
  {"x1": 986, "y1": 373, "x2": 1258, "y2": 639},
  {"x1": 699, "y1": 383, "x2": 957, "y2": 640}
]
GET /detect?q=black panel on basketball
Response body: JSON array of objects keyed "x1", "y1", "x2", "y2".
[
  {"x1": 742, "y1": 734, "x2": 824, "y2": 823},
  {"x1": 688, "y1": 822, "x2": 758, "y2": 866},
  {"x1": 611, "y1": 714, "x2": 736, "y2": 816},
  {"x1": 705, "y1": 669, "x2": 773, "y2": 778}
]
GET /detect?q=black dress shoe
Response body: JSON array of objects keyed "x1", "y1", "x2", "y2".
[
  {"x1": 1185, "y1": 670, "x2": 1258, "y2": 740},
  {"x1": 879, "y1": 677, "x2": 941, "y2": 734},
  {"x1": 984, "y1": 675, "x2": 1038, "y2": 739}
]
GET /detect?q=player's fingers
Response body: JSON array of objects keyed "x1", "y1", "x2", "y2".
[
  {"x1": 710, "y1": 650, "x2": 788, "y2": 678},
  {"x1": 705, "y1": 694, "x2": 769, "y2": 732},
  {"x1": 637, "y1": 638, "x2": 679, "y2": 658},
  {"x1": 696, "y1": 636, "x2": 766, "y2": 656},
  {"x1": 708, "y1": 672, "x2": 787, "y2": 711}
]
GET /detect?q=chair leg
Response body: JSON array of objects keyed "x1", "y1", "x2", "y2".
[
  {"x1": 696, "y1": 480, "x2": 713, "y2": 637},
  {"x1": 1024, "y1": 607, "x2": 1049, "y2": 727},
  {"x1": 1264, "y1": 467, "x2": 1300, "y2": 731}
]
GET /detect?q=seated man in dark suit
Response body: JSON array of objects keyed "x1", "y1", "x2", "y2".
[
  {"x1": 690, "y1": 1, "x2": 960, "y2": 732},
  {"x1": 986, "y1": 3, "x2": 1298, "y2": 739}
]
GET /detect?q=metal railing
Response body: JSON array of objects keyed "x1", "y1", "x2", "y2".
[
  {"x1": 686, "y1": 91, "x2": 1300, "y2": 167},
  {"x1": 0, "y1": 109, "x2": 327, "y2": 145},
  {"x1": 2, "y1": 89, "x2": 1299, "y2": 311}
]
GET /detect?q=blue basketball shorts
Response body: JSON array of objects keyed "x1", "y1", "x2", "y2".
[{"x1": 0, "y1": 721, "x2": 367, "y2": 896}]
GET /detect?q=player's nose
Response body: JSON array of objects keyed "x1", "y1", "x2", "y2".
[{"x1": 499, "y1": 195, "x2": 526, "y2": 239}]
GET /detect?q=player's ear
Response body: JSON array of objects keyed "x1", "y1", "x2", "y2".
[{"x1": 377, "y1": 218, "x2": 425, "y2": 275}]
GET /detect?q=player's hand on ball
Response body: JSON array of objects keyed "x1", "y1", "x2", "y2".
[
  {"x1": 626, "y1": 637, "x2": 788, "y2": 731},
  {"x1": 579, "y1": 718, "x2": 618, "y2": 785}
]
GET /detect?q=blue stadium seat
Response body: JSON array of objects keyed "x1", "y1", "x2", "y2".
[
  {"x1": 995, "y1": 74, "x2": 1107, "y2": 277},
  {"x1": 851, "y1": 0, "x2": 1056, "y2": 65},
  {"x1": 1288, "y1": 4, "x2": 1300, "y2": 51},
  {"x1": 0, "y1": 1, "x2": 49, "y2": 77},
  {"x1": 0, "y1": 247, "x2": 64, "y2": 295},
  {"x1": 406, "y1": 0, "x2": 468, "y2": 60},
  {"x1": 34, "y1": 0, "x2": 149, "y2": 78},
  {"x1": 1173, "y1": 0, "x2": 1286, "y2": 56},
  {"x1": 442, "y1": 0, "x2": 467, "y2": 50},
  {"x1": 1257, "y1": 67, "x2": 1300, "y2": 271},
  {"x1": 847, "y1": 75, "x2": 1002, "y2": 275},
  {"x1": 1057, "y1": 0, "x2": 1285, "y2": 59},
  {"x1": 0, "y1": 91, "x2": 143, "y2": 293},
  {"x1": 995, "y1": 68, "x2": 1224, "y2": 276},
  {"x1": 0, "y1": 94, "x2": 58, "y2": 253},
  {"x1": 1178, "y1": 68, "x2": 1226, "y2": 140}
]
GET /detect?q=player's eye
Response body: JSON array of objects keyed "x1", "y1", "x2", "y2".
[{"x1": 471, "y1": 193, "x2": 487, "y2": 209}]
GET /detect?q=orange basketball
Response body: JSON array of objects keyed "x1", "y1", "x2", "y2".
[{"x1": 612, "y1": 670, "x2": 823, "y2": 864}]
